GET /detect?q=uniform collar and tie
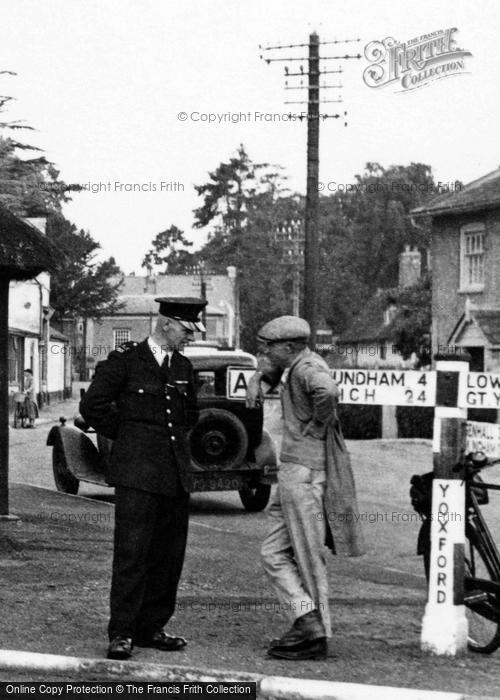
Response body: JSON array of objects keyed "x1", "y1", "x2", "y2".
[{"x1": 147, "y1": 337, "x2": 173, "y2": 367}]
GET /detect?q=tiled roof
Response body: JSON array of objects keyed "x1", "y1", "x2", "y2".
[
  {"x1": 116, "y1": 295, "x2": 224, "y2": 316},
  {"x1": 0, "y1": 204, "x2": 60, "y2": 280},
  {"x1": 109, "y1": 275, "x2": 233, "y2": 317},
  {"x1": 411, "y1": 168, "x2": 500, "y2": 217},
  {"x1": 115, "y1": 274, "x2": 232, "y2": 300}
]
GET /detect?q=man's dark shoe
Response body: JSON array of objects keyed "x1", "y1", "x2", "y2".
[
  {"x1": 107, "y1": 636, "x2": 133, "y2": 660},
  {"x1": 267, "y1": 637, "x2": 327, "y2": 660},
  {"x1": 268, "y1": 610, "x2": 327, "y2": 659},
  {"x1": 136, "y1": 630, "x2": 187, "y2": 651},
  {"x1": 270, "y1": 609, "x2": 325, "y2": 648}
]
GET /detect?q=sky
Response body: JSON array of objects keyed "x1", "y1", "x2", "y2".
[{"x1": 0, "y1": 0, "x2": 498, "y2": 274}]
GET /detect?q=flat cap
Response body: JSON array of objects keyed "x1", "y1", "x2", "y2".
[
  {"x1": 155, "y1": 296, "x2": 207, "y2": 332},
  {"x1": 257, "y1": 315, "x2": 310, "y2": 342}
]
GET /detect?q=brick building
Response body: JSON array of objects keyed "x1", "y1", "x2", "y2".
[
  {"x1": 412, "y1": 168, "x2": 500, "y2": 373},
  {"x1": 79, "y1": 271, "x2": 238, "y2": 378}
]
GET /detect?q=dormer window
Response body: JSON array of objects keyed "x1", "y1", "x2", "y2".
[{"x1": 460, "y1": 223, "x2": 485, "y2": 292}]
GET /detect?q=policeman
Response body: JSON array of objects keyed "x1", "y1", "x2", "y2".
[{"x1": 80, "y1": 297, "x2": 207, "y2": 660}]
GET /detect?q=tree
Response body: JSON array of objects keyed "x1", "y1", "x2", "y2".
[
  {"x1": 45, "y1": 213, "x2": 123, "y2": 323},
  {"x1": 316, "y1": 162, "x2": 436, "y2": 334},
  {"x1": 141, "y1": 225, "x2": 199, "y2": 274},
  {"x1": 193, "y1": 147, "x2": 296, "y2": 350},
  {"x1": 0, "y1": 75, "x2": 120, "y2": 321},
  {"x1": 0, "y1": 73, "x2": 78, "y2": 215},
  {"x1": 388, "y1": 275, "x2": 432, "y2": 365}
]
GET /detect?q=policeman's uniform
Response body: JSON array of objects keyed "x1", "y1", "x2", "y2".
[{"x1": 80, "y1": 297, "x2": 205, "y2": 652}]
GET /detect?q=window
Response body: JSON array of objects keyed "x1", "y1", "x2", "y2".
[
  {"x1": 205, "y1": 318, "x2": 217, "y2": 338},
  {"x1": 460, "y1": 224, "x2": 485, "y2": 291},
  {"x1": 196, "y1": 371, "x2": 216, "y2": 397},
  {"x1": 8, "y1": 334, "x2": 24, "y2": 385},
  {"x1": 113, "y1": 328, "x2": 130, "y2": 349}
]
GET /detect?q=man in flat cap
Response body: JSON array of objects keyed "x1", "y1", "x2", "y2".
[
  {"x1": 80, "y1": 297, "x2": 206, "y2": 660},
  {"x1": 247, "y1": 316, "x2": 364, "y2": 660}
]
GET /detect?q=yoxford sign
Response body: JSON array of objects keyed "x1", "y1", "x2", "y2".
[{"x1": 331, "y1": 369, "x2": 436, "y2": 407}]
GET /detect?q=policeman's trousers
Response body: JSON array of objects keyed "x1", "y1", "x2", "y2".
[
  {"x1": 109, "y1": 485, "x2": 189, "y2": 640},
  {"x1": 261, "y1": 461, "x2": 331, "y2": 637}
]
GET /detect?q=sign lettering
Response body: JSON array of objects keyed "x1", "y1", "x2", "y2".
[
  {"x1": 428, "y1": 480, "x2": 464, "y2": 606},
  {"x1": 459, "y1": 372, "x2": 500, "y2": 409},
  {"x1": 465, "y1": 420, "x2": 500, "y2": 458},
  {"x1": 227, "y1": 368, "x2": 255, "y2": 399},
  {"x1": 331, "y1": 369, "x2": 436, "y2": 407}
]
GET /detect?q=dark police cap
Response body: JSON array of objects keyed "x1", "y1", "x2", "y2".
[
  {"x1": 257, "y1": 315, "x2": 310, "y2": 343},
  {"x1": 155, "y1": 297, "x2": 208, "y2": 332}
]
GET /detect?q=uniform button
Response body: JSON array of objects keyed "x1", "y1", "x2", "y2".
[
  {"x1": 171, "y1": 436, "x2": 176, "y2": 442},
  {"x1": 166, "y1": 409, "x2": 171, "y2": 414},
  {"x1": 168, "y1": 422, "x2": 173, "y2": 427},
  {"x1": 166, "y1": 396, "x2": 171, "y2": 401},
  {"x1": 138, "y1": 389, "x2": 144, "y2": 393}
]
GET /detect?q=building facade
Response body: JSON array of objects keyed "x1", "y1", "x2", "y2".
[
  {"x1": 6, "y1": 217, "x2": 71, "y2": 408},
  {"x1": 412, "y1": 168, "x2": 500, "y2": 373},
  {"x1": 78, "y1": 271, "x2": 239, "y2": 378}
]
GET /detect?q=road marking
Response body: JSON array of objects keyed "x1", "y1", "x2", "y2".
[
  {"x1": 11, "y1": 482, "x2": 114, "y2": 506},
  {"x1": 190, "y1": 520, "x2": 235, "y2": 534},
  {"x1": 384, "y1": 566, "x2": 426, "y2": 580}
]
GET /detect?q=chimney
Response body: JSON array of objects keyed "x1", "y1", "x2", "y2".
[
  {"x1": 399, "y1": 245, "x2": 421, "y2": 288},
  {"x1": 144, "y1": 275, "x2": 156, "y2": 294}
]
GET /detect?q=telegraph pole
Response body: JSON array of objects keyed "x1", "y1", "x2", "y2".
[
  {"x1": 304, "y1": 33, "x2": 320, "y2": 343},
  {"x1": 261, "y1": 34, "x2": 360, "y2": 348}
]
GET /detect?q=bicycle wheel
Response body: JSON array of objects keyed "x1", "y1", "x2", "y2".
[{"x1": 464, "y1": 528, "x2": 500, "y2": 653}]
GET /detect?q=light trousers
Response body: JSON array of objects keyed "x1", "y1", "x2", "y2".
[{"x1": 261, "y1": 461, "x2": 332, "y2": 637}]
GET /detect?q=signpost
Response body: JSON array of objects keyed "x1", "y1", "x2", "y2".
[
  {"x1": 465, "y1": 420, "x2": 500, "y2": 457},
  {"x1": 458, "y1": 371, "x2": 500, "y2": 409},
  {"x1": 331, "y1": 369, "x2": 436, "y2": 407},
  {"x1": 239, "y1": 358, "x2": 500, "y2": 657}
]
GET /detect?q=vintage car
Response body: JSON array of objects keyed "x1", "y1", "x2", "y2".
[{"x1": 47, "y1": 345, "x2": 278, "y2": 511}]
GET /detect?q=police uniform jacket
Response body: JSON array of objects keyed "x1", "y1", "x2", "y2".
[{"x1": 80, "y1": 340, "x2": 198, "y2": 494}]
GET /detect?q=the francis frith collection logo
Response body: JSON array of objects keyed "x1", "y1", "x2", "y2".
[{"x1": 363, "y1": 28, "x2": 472, "y2": 91}]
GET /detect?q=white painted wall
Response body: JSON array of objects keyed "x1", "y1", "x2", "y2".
[{"x1": 47, "y1": 341, "x2": 66, "y2": 392}]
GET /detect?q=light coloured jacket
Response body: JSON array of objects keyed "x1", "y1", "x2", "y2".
[
  {"x1": 280, "y1": 348, "x2": 365, "y2": 556},
  {"x1": 280, "y1": 348, "x2": 339, "y2": 468}
]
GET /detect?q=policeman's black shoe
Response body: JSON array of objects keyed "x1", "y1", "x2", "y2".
[
  {"x1": 135, "y1": 630, "x2": 187, "y2": 651},
  {"x1": 107, "y1": 636, "x2": 133, "y2": 660},
  {"x1": 267, "y1": 636, "x2": 328, "y2": 660}
]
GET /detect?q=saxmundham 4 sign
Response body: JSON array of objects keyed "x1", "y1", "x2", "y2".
[{"x1": 363, "y1": 28, "x2": 472, "y2": 91}]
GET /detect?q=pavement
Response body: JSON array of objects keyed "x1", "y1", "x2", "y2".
[{"x1": 1, "y1": 392, "x2": 500, "y2": 698}]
